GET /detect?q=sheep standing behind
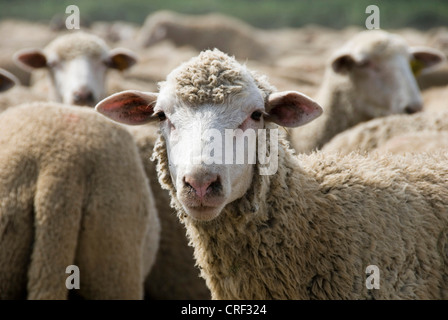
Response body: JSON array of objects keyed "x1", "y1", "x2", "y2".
[
  {"x1": 96, "y1": 49, "x2": 448, "y2": 299},
  {"x1": 289, "y1": 30, "x2": 445, "y2": 154},
  {"x1": 322, "y1": 110, "x2": 448, "y2": 155},
  {"x1": 0, "y1": 102, "x2": 160, "y2": 299},
  {"x1": 13, "y1": 32, "x2": 137, "y2": 107}
]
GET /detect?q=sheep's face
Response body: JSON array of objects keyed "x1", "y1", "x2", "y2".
[
  {"x1": 14, "y1": 34, "x2": 136, "y2": 107},
  {"x1": 95, "y1": 86, "x2": 322, "y2": 222},
  {"x1": 331, "y1": 31, "x2": 445, "y2": 118},
  {"x1": 95, "y1": 50, "x2": 322, "y2": 221}
]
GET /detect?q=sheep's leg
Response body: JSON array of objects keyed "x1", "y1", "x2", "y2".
[{"x1": 27, "y1": 174, "x2": 83, "y2": 300}]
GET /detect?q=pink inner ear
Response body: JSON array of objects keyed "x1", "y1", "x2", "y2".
[
  {"x1": 97, "y1": 92, "x2": 156, "y2": 125},
  {"x1": 269, "y1": 105, "x2": 304, "y2": 126},
  {"x1": 267, "y1": 91, "x2": 323, "y2": 127}
]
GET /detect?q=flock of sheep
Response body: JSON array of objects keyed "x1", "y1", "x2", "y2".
[{"x1": 0, "y1": 10, "x2": 447, "y2": 300}]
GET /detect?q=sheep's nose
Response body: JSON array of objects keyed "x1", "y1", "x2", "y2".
[
  {"x1": 73, "y1": 89, "x2": 95, "y2": 106},
  {"x1": 404, "y1": 102, "x2": 423, "y2": 114},
  {"x1": 184, "y1": 174, "x2": 220, "y2": 199}
]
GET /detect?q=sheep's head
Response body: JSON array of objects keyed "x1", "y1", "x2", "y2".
[
  {"x1": 14, "y1": 32, "x2": 137, "y2": 107},
  {"x1": 331, "y1": 30, "x2": 445, "y2": 117},
  {"x1": 0, "y1": 68, "x2": 19, "y2": 93},
  {"x1": 96, "y1": 49, "x2": 322, "y2": 221}
]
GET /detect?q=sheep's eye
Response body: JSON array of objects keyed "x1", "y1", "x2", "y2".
[
  {"x1": 251, "y1": 111, "x2": 263, "y2": 121},
  {"x1": 157, "y1": 111, "x2": 166, "y2": 121}
]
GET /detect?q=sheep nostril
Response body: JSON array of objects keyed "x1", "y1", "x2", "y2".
[{"x1": 184, "y1": 174, "x2": 220, "y2": 198}]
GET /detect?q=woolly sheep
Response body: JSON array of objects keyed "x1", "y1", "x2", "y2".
[
  {"x1": 96, "y1": 49, "x2": 448, "y2": 299},
  {"x1": 13, "y1": 31, "x2": 137, "y2": 107},
  {"x1": 289, "y1": 30, "x2": 445, "y2": 154},
  {"x1": 374, "y1": 131, "x2": 448, "y2": 154},
  {"x1": 0, "y1": 102, "x2": 160, "y2": 299},
  {"x1": 128, "y1": 125, "x2": 210, "y2": 299},
  {"x1": 137, "y1": 11, "x2": 271, "y2": 61},
  {"x1": 322, "y1": 110, "x2": 448, "y2": 155}
]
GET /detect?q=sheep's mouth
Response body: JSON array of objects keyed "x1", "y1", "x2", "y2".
[{"x1": 183, "y1": 204, "x2": 224, "y2": 221}]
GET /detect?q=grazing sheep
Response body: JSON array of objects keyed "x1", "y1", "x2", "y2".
[
  {"x1": 96, "y1": 49, "x2": 448, "y2": 300},
  {"x1": 0, "y1": 68, "x2": 19, "y2": 92},
  {"x1": 137, "y1": 11, "x2": 271, "y2": 61},
  {"x1": 374, "y1": 131, "x2": 448, "y2": 154},
  {"x1": 289, "y1": 30, "x2": 445, "y2": 153},
  {"x1": 128, "y1": 125, "x2": 210, "y2": 300},
  {"x1": 13, "y1": 31, "x2": 137, "y2": 107},
  {"x1": 322, "y1": 110, "x2": 448, "y2": 155},
  {"x1": 0, "y1": 102, "x2": 160, "y2": 299}
]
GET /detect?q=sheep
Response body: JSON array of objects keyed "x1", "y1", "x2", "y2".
[
  {"x1": 0, "y1": 102, "x2": 160, "y2": 299},
  {"x1": 128, "y1": 124, "x2": 210, "y2": 300},
  {"x1": 289, "y1": 29, "x2": 445, "y2": 154},
  {"x1": 374, "y1": 131, "x2": 448, "y2": 155},
  {"x1": 321, "y1": 110, "x2": 448, "y2": 155},
  {"x1": 95, "y1": 49, "x2": 448, "y2": 300},
  {"x1": 136, "y1": 11, "x2": 271, "y2": 61},
  {"x1": 13, "y1": 31, "x2": 137, "y2": 107},
  {"x1": 0, "y1": 68, "x2": 19, "y2": 92}
]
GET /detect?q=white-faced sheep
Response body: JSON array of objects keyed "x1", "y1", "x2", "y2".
[
  {"x1": 289, "y1": 29, "x2": 445, "y2": 154},
  {"x1": 13, "y1": 31, "x2": 137, "y2": 107},
  {"x1": 96, "y1": 49, "x2": 448, "y2": 300},
  {"x1": 137, "y1": 11, "x2": 271, "y2": 61},
  {"x1": 0, "y1": 102, "x2": 160, "y2": 299},
  {"x1": 321, "y1": 110, "x2": 448, "y2": 155}
]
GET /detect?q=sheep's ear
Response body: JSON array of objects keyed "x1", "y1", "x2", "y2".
[
  {"x1": 106, "y1": 48, "x2": 138, "y2": 71},
  {"x1": 265, "y1": 91, "x2": 323, "y2": 127},
  {"x1": 95, "y1": 90, "x2": 158, "y2": 125},
  {"x1": 13, "y1": 49, "x2": 47, "y2": 71},
  {"x1": 331, "y1": 50, "x2": 361, "y2": 74},
  {"x1": 0, "y1": 69, "x2": 19, "y2": 92},
  {"x1": 410, "y1": 46, "x2": 445, "y2": 75}
]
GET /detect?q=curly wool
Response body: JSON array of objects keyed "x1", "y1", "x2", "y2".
[
  {"x1": 160, "y1": 48, "x2": 275, "y2": 105},
  {"x1": 152, "y1": 122, "x2": 448, "y2": 300}
]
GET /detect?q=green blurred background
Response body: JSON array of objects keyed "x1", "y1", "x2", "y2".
[{"x1": 0, "y1": 0, "x2": 447, "y2": 30}]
